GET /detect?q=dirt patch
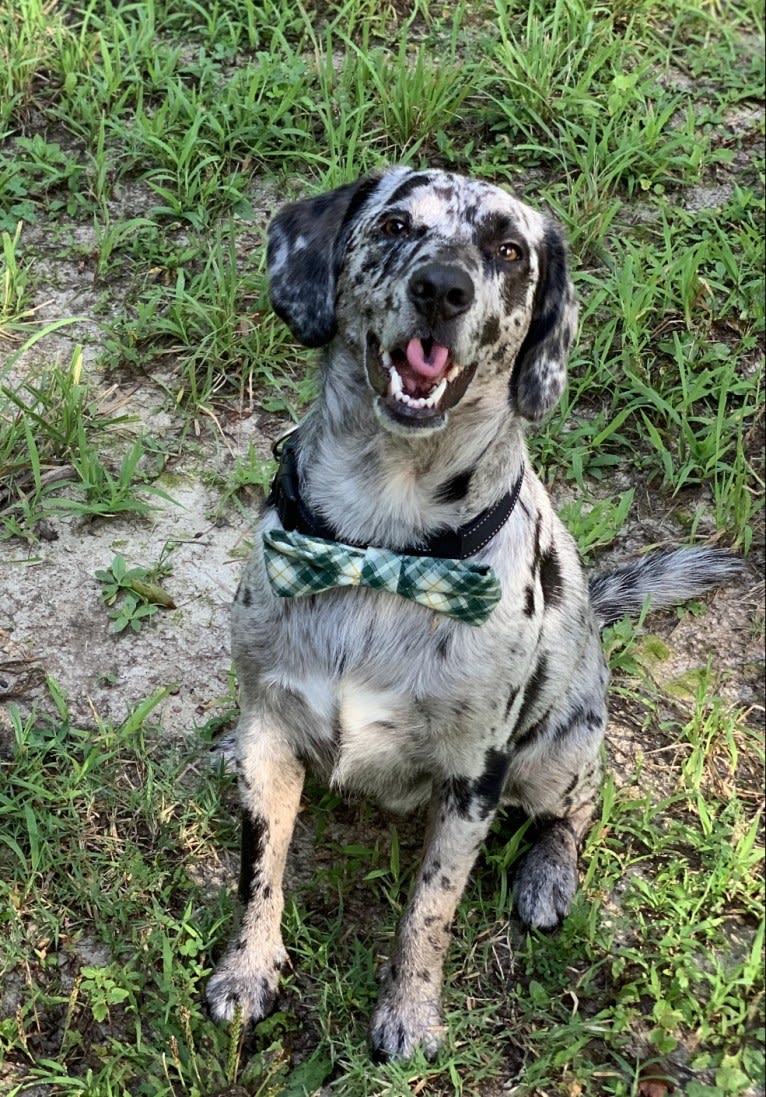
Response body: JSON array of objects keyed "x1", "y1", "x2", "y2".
[{"x1": 1, "y1": 414, "x2": 258, "y2": 738}]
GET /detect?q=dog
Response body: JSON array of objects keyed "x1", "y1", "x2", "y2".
[{"x1": 206, "y1": 166, "x2": 740, "y2": 1061}]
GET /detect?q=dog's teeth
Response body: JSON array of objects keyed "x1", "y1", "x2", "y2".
[
  {"x1": 388, "y1": 372, "x2": 448, "y2": 410},
  {"x1": 425, "y1": 379, "x2": 447, "y2": 407},
  {"x1": 382, "y1": 350, "x2": 393, "y2": 369},
  {"x1": 446, "y1": 364, "x2": 461, "y2": 383}
]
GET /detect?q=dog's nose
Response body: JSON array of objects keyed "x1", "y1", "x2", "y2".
[{"x1": 408, "y1": 263, "x2": 475, "y2": 323}]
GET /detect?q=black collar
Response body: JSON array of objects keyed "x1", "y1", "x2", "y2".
[{"x1": 266, "y1": 431, "x2": 524, "y2": 561}]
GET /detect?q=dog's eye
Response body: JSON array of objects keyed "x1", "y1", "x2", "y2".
[
  {"x1": 498, "y1": 242, "x2": 523, "y2": 262},
  {"x1": 381, "y1": 216, "x2": 411, "y2": 238}
]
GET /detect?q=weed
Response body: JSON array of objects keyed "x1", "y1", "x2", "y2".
[
  {"x1": 214, "y1": 443, "x2": 276, "y2": 516},
  {"x1": 0, "y1": 352, "x2": 175, "y2": 536},
  {"x1": 95, "y1": 551, "x2": 176, "y2": 633},
  {"x1": 0, "y1": 222, "x2": 31, "y2": 335}
]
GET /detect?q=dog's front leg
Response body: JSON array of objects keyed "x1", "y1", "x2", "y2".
[
  {"x1": 206, "y1": 721, "x2": 304, "y2": 1025},
  {"x1": 370, "y1": 781, "x2": 500, "y2": 1062}
]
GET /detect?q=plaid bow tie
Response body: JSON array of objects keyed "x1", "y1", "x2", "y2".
[{"x1": 262, "y1": 529, "x2": 502, "y2": 625}]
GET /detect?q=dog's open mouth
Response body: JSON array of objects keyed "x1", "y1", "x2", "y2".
[{"x1": 367, "y1": 334, "x2": 477, "y2": 427}]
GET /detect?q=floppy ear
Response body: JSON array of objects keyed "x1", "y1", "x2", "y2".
[
  {"x1": 509, "y1": 221, "x2": 578, "y2": 420},
  {"x1": 266, "y1": 175, "x2": 382, "y2": 348}
]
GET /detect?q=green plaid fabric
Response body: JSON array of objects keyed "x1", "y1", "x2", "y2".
[{"x1": 263, "y1": 529, "x2": 502, "y2": 626}]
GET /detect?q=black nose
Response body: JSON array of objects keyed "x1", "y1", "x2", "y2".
[{"x1": 408, "y1": 263, "x2": 475, "y2": 323}]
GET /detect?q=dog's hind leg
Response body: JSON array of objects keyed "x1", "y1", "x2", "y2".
[
  {"x1": 370, "y1": 761, "x2": 510, "y2": 1062},
  {"x1": 511, "y1": 797, "x2": 596, "y2": 929},
  {"x1": 509, "y1": 730, "x2": 603, "y2": 929},
  {"x1": 206, "y1": 716, "x2": 305, "y2": 1025}
]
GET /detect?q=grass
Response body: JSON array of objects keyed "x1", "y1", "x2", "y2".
[
  {"x1": 0, "y1": 0, "x2": 763, "y2": 1093},
  {"x1": 1, "y1": 675, "x2": 762, "y2": 1095}
]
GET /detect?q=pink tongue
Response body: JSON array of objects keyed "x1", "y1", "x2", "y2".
[{"x1": 405, "y1": 338, "x2": 450, "y2": 379}]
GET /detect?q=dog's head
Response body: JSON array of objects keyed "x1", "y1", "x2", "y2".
[{"x1": 267, "y1": 167, "x2": 577, "y2": 432}]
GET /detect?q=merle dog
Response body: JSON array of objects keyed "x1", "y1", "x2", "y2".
[{"x1": 206, "y1": 167, "x2": 739, "y2": 1060}]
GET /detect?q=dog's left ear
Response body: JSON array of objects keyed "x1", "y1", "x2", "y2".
[
  {"x1": 509, "y1": 221, "x2": 578, "y2": 420},
  {"x1": 267, "y1": 175, "x2": 382, "y2": 348}
]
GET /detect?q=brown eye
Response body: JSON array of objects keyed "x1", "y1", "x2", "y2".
[
  {"x1": 381, "y1": 216, "x2": 410, "y2": 238},
  {"x1": 498, "y1": 241, "x2": 523, "y2": 262}
]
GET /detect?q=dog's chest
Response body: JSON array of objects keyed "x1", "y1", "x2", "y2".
[
  {"x1": 268, "y1": 599, "x2": 537, "y2": 810},
  {"x1": 289, "y1": 666, "x2": 500, "y2": 811}
]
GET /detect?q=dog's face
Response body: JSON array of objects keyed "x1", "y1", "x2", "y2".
[{"x1": 267, "y1": 167, "x2": 577, "y2": 432}]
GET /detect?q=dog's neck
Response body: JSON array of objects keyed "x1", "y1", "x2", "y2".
[{"x1": 291, "y1": 347, "x2": 529, "y2": 552}]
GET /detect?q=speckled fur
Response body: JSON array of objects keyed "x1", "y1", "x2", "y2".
[{"x1": 205, "y1": 167, "x2": 739, "y2": 1061}]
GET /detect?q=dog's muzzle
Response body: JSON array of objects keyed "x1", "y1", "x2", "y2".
[{"x1": 365, "y1": 261, "x2": 478, "y2": 430}]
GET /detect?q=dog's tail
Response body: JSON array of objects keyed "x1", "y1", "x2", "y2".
[{"x1": 589, "y1": 547, "x2": 742, "y2": 630}]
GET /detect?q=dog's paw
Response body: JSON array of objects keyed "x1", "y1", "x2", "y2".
[
  {"x1": 369, "y1": 991, "x2": 445, "y2": 1062},
  {"x1": 512, "y1": 822, "x2": 579, "y2": 929},
  {"x1": 206, "y1": 945, "x2": 287, "y2": 1024}
]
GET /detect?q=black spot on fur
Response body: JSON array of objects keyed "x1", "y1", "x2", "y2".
[
  {"x1": 549, "y1": 705, "x2": 604, "y2": 743},
  {"x1": 421, "y1": 859, "x2": 442, "y2": 886},
  {"x1": 514, "y1": 655, "x2": 549, "y2": 735},
  {"x1": 444, "y1": 749, "x2": 509, "y2": 823},
  {"x1": 563, "y1": 772, "x2": 579, "y2": 797},
  {"x1": 514, "y1": 716, "x2": 548, "y2": 750},
  {"x1": 386, "y1": 172, "x2": 433, "y2": 206},
  {"x1": 531, "y1": 513, "x2": 543, "y2": 572},
  {"x1": 239, "y1": 584, "x2": 253, "y2": 607},
  {"x1": 440, "y1": 875, "x2": 454, "y2": 890},
  {"x1": 504, "y1": 685, "x2": 519, "y2": 720},
  {"x1": 463, "y1": 201, "x2": 480, "y2": 225},
  {"x1": 239, "y1": 811, "x2": 269, "y2": 903},
  {"x1": 480, "y1": 315, "x2": 500, "y2": 346},
  {"x1": 473, "y1": 748, "x2": 511, "y2": 819},
  {"x1": 435, "y1": 467, "x2": 474, "y2": 503},
  {"x1": 539, "y1": 546, "x2": 563, "y2": 606},
  {"x1": 501, "y1": 266, "x2": 531, "y2": 312},
  {"x1": 436, "y1": 632, "x2": 452, "y2": 659},
  {"x1": 444, "y1": 776, "x2": 472, "y2": 817},
  {"x1": 359, "y1": 253, "x2": 379, "y2": 277},
  {"x1": 524, "y1": 584, "x2": 535, "y2": 617}
]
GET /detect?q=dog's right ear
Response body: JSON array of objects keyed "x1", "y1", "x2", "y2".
[
  {"x1": 267, "y1": 175, "x2": 381, "y2": 348},
  {"x1": 509, "y1": 221, "x2": 578, "y2": 421}
]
